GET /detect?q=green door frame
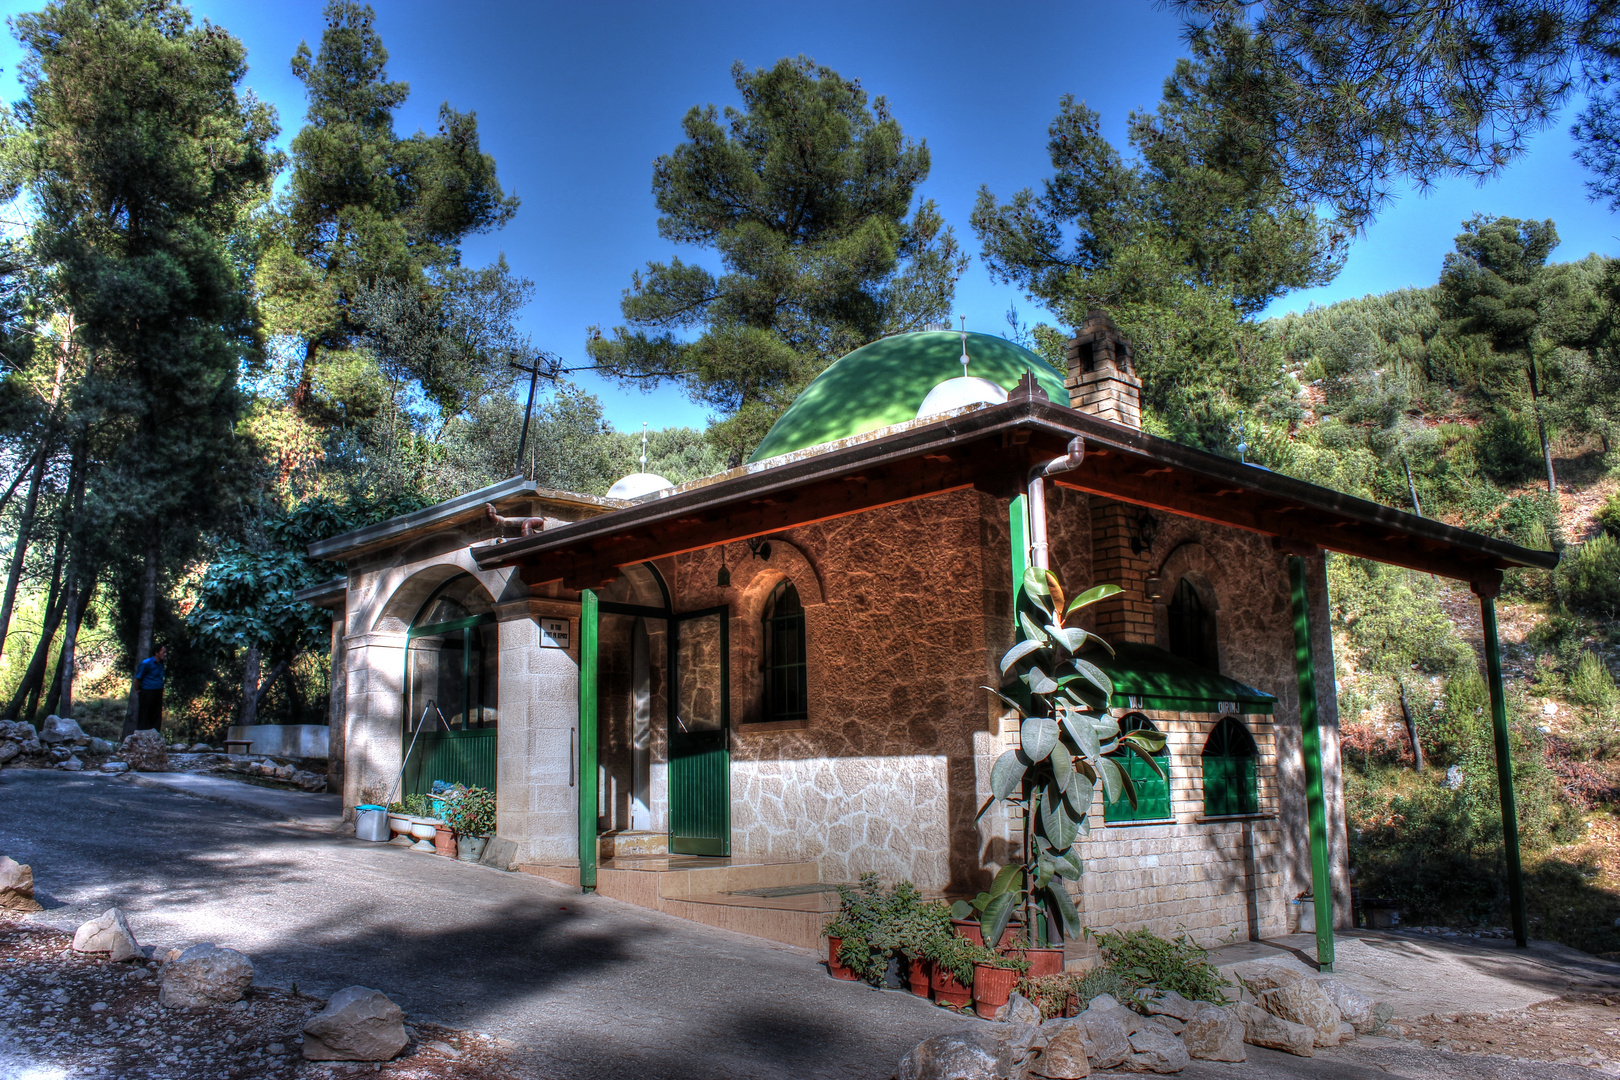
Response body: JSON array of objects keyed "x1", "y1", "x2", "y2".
[
  {"x1": 1479, "y1": 588, "x2": 1528, "y2": 947},
  {"x1": 669, "y1": 604, "x2": 730, "y2": 856}
]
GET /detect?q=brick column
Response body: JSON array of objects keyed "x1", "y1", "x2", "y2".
[
  {"x1": 1064, "y1": 310, "x2": 1142, "y2": 430},
  {"x1": 1088, "y1": 499, "x2": 1155, "y2": 644}
]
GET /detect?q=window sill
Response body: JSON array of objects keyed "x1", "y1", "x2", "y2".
[
  {"x1": 1101, "y1": 817, "x2": 1176, "y2": 828},
  {"x1": 734, "y1": 719, "x2": 809, "y2": 734},
  {"x1": 1194, "y1": 812, "x2": 1277, "y2": 823}
]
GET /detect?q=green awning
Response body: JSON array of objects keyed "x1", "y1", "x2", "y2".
[{"x1": 1087, "y1": 643, "x2": 1277, "y2": 715}]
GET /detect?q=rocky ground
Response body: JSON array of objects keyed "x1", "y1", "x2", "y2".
[
  {"x1": 0, "y1": 921, "x2": 523, "y2": 1079},
  {"x1": 1392, "y1": 993, "x2": 1620, "y2": 1073}
]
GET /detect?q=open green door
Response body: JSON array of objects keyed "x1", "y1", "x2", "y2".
[{"x1": 669, "y1": 606, "x2": 729, "y2": 856}]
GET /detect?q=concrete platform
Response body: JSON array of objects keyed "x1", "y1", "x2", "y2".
[{"x1": 1212, "y1": 930, "x2": 1620, "y2": 1020}]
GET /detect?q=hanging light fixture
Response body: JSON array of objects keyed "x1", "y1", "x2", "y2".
[{"x1": 717, "y1": 546, "x2": 730, "y2": 589}]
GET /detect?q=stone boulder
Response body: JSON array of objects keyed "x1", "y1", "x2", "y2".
[
  {"x1": 18, "y1": 737, "x2": 41, "y2": 756},
  {"x1": 85, "y1": 737, "x2": 115, "y2": 756},
  {"x1": 55, "y1": 755, "x2": 83, "y2": 771},
  {"x1": 0, "y1": 741, "x2": 18, "y2": 766},
  {"x1": 188, "y1": 743, "x2": 211, "y2": 753},
  {"x1": 1123, "y1": 1024, "x2": 1189, "y2": 1073},
  {"x1": 100, "y1": 761, "x2": 129, "y2": 774},
  {"x1": 1145, "y1": 990, "x2": 1199, "y2": 1022},
  {"x1": 303, "y1": 986, "x2": 409, "y2": 1062},
  {"x1": 1032, "y1": 1020, "x2": 1091, "y2": 1078},
  {"x1": 1313, "y1": 977, "x2": 1388, "y2": 1034},
  {"x1": 72, "y1": 908, "x2": 141, "y2": 961},
  {"x1": 1227, "y1": 957, "x2": 1311, "y2": 996},
  {"x1": 901, "y1": 1024, "x2": 1045, "y2": 1080},
  {"x1": 1258, "y1": 979, "x2": 1341, "y2": 1046},
  {"x1": 118, "y1": 730, "x2": 167, "y2": 772},
  {"x1": 1237, "y1": 1001, "x2": 1314, "y2": 1057},
  {"x1": 1077, "y1": 1000, "x2": 1134, "y2": 1068},
  {"x1": 40, "y1": 715, "x2": 87, "y2": 745},
  {"x1": 1182, "y1": 1003, "x2": 1245, "y2": 1062},
  {"x1": 0, "y1": 856, "x2": 42, "y2": 912},
  {"x1": 996, "y1": 992, "x2": 1043, "y2": 1025},
  {"x1": 158, "y1": 944, "x2": 254, "y2": 1007}
]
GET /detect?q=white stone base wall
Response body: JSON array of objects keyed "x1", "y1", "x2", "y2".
[{"x1": 731, "y1": 756, "x2": 952, "y2": 890}]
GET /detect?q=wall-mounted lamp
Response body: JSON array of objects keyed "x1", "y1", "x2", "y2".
[
  {"x1": 1129, "y1": 511, "x2": 1159, "y2": 556},
  {"x1": 717, "y1": 547, "x2": 731, "y2": 589},
  {"x1": 1144, "y1": 575, "x2": 1164, "y2": 602},
  {"x1": 746, "y1": 537, "x2": 772, "y2": 562}
]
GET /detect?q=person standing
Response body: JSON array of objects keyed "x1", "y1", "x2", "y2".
[{"x1": 134, "y1": 644, "x2": 166, "y2": 731}]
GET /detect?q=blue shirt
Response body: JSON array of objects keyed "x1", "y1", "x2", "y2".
[{"x1": 135, "y1": 657, "x2": 165, "y2": 690}]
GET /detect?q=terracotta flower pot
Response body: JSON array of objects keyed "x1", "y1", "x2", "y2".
[
  {"x1": 907, "y1": 956, "x2": 931, "y2": 998},
  {"x1": 826, "y1": 937, "x2": 859, "y2": 981},
  {"x1": 433, "y1": 823, "x2": 456, "y2": 858},
  {"x1": 972, "y1": 963, "x2": 1019, "y2": 1019},
  {"x1": 1016, "y1": 946, "x2": 1065, "y2": 977},
  {"x1": 929, "y1": 962, "x2": 970, "y2": 1007},
  {"x1": 951, "y1": 918, "x2": 1022, "y2": 949}
]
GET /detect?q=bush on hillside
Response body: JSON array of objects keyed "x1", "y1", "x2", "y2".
[
  {"x1": 1597, "y1": 490, "x2": 1620, "y2": 539},
  {"x1": 1569, "y1": 652, "x2": 1620, "y2": 713},
  {"x1": 1478, "y1": 413, "x2": 1543, "y2": 484},
  {"x1": 1328, "y1": 557, "x2": 1471, "y2": 679},
  {"x1": 1559, "y1": 534, "x2": 1620, "y2": 618}
]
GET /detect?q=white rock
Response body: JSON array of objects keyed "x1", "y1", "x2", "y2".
[
  {"x1": 55, "y1": 755, "x2": 83, "y2": 771},
  {"x1": 100, "y1": 761, "x2": 130, "y2": 774},
  {"x1": 1123, "y1": 1024, "x2": 1190, "y2": 1073},
  {"x1": 0, "y1": 856, "x2": 42, "y2": 913},
  {"x1": 40, "y1": 716, "x2": 87, "y2": 745},
  {"x1": 72, "y1": 909, "x2": 141, "y2": 962},
  {"x1": 0, "y1": 742, "x2": 19, "y2": 765},
  {"x1": 302, "y1": 986, "x2": 408, "y2": 1061},
  {"x1": 1181, "y1": 1003, "x2": 1245, "y2": 1062},
  {"x1": 158, "y1": 944, "x2": 254, "y2": 1007}
]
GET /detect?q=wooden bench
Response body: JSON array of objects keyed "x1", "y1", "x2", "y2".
[{"x1": 222, "y1": 739, "x2": 253, "y2": 756}]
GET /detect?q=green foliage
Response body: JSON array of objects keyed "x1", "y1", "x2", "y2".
[
  {"x1": 389, "y1": 792, "x2": 431, "y2": 817},
  {"x1": 980, "y1": 569, "x2": 1164, "y2": 947},
  {"x1": 1015, "y1": 967, "x2": 1143, "y2": 1020},
  {"x1": 589, "y1": 56, "x2": 965, "y2": 463},
  {"x1": 1085, "y1": 927, "x2": 1230, "y2": 1005},
  {"x1": 1559, "y1": 534, "x2": 1620, "y2": 618},
  {"x1": 443, "y1": 785, "x2": 495, "y2": 837},
  {"x1": 821, "y1": 873, "x2": 907, "y2": 986},
  {"x1": 922, "y1": 932, "x2": 982, "y2": 988},
  {"x1": 1568, "y1": 652, "x2": 1619, "y2": 712},
  {"x1": 1327, "y1": 557, "x2": 1470, "y2": 681},
  {"x1": 1598, "y1": 491, "x2": 1620, "y2": 538}
]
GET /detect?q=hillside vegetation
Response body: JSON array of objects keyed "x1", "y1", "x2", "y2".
[{"x1": 1252, "y1": 232, "x2": 1620, "y2": 953}]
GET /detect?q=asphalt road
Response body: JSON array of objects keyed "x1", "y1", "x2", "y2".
[{"x1": 0, "y1": 770, "x2": 1605, "y2": 1080}]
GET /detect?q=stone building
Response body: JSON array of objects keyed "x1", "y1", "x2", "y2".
[{"x1": 303, "y1": 316, "x2": 1553, "y2": 960}]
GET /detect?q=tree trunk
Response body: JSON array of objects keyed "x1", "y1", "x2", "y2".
[
  {"x1": 239, "y1": 647, "x2": 261, "y2": 726},
  {"x1": 47, "y1": 565, "x2": 99, "y2": 720},
  {"x1": 1398, "y1": 681, "x2": 1424, "y2": 772},
  {"x1": 1527, "y1": 352, "x2": 1557, "y2": 496},
  {"x1": 121, "y1": 519, "x2": 162, "y2": 739},
  {"x1": 1401, "y1": 454, "x2": 1423, "y2": 517},
  {"x1": 0, "y1": 446, "x2": 49, "y2": 665},
  {"x1": 292, "y1": 338, "x2": 318, "y2": 410},
  {"x1": 11, "y1": 530, "x2": 70, "y2": 722}
]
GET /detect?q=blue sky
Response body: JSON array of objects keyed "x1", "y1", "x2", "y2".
[{"x1": 0, "y1": 0, "x2": 1613, "y2": 432}]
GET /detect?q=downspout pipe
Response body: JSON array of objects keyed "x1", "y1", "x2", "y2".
[{"x1": 1027, "y1": 437, "x2": 1086, "y2": 571}]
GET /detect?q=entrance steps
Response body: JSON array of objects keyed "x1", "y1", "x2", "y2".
[{"x1": 520, "y1": 855, "x2": 836, "y2": 949}]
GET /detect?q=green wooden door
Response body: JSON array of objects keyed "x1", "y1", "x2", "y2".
[
  {"x1": 669, "y1": 607, "x2": 729, "y2": 856},
  {"x1": 404, "y1": 727, "x2": 497, "y2": 797}
]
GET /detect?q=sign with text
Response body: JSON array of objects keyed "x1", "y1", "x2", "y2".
[{"x1": 540, "y1": 618, "x2": 571, "y2": 650}]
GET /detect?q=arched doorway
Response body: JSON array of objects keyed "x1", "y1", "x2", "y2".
[{"x1": 402, "y1": 573, "x2": 497, "y2": 797}]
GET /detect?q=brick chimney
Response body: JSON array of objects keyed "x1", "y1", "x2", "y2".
[
  {"x1": 1064, "y1": 311, "x2": 1142, "y2": 429},
  {"x1": 1064, "y1": 312, "x2": 1153, "y2": 642}
]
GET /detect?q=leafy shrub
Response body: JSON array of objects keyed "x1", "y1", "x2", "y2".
[
  {"x1": 1014, "y1": 967, "x2": 1142, "y2": 1019},
  {"x1": 1084, "y1": 927, "x2": 1230, "y2": 1004},
  {"x1": 444, "y1": 785, "x2": 496, "y2": 836},
  {"x1": 1497, "y1": 491, "x2": 1560, "y2": 547},
  {"x1": 1597, "y1": 490, "x2": 1620, "y2": 538},
  {"x1": 1569, "y1": 652, "x2": 1620, "y2": 712},
  {"x1": 1328, "y1": 557, "x2": 1471, "y2": 678},
  {"x1": 1477, "y1": 413, "x2": 1542, "y2": 483},
  {"x1": 1559, "y1": 534, "x2": 1620, "y2": 618},
  {"x1": 923, "y1": 932, "x2": 982, "y2": 988},
  {"x1": 822, "y1": 874, "x2": 946, "y2": 987}
]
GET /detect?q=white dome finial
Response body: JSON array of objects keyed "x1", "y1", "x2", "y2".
[
  {"x1": 959, "y1": 316, "x2": 970, "y2": 377},
  {"x1": 640, "y1": 422, "x2": 648, "y2": 472}
]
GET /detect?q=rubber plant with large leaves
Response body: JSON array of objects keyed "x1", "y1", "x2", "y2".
[{"x1": 957, "y1": 569, "x2": 1166, "y2": 947}]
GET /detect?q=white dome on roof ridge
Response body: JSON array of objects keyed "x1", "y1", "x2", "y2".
[
  {"x1": 915, "y1": 376, "x2": 1009, "y2": 420},
  {"x1": 607, "y1": 472, "x2": 676, "y2": 500}
]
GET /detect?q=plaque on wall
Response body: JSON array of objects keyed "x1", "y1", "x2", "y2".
[{"x1": 540, "y1": 618, "x2": 571, "y2": 649}]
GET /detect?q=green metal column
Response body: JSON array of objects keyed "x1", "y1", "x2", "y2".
[
  {"x1": 578, "y1": 588, "x2": 599, "y2": 893},
  {"x1": 1480, "y1": 594, "x2": 1528, "y2": 947},
  {"x1": 1287, "y1": 555, "x2": 1335, "y2": 972},
  {"x1": 1010, "y1": 493, "x2": 1029, "y2": 592}
]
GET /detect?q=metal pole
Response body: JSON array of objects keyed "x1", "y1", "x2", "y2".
[
  {"x1": 1287, "y1": 555, "x2": 1335, "y2": 972},
  {"x1": 1480, "y1": 593, "x2": 1528, "y2": 947},
  {"x1": 513, "y1": 359, "x2": 541, "y2": 478},
  {"x1": 578, "y1": 589, "x2": 600, "y2": 893}
]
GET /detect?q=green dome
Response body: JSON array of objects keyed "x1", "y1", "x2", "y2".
[{"x1": 747, "y1": 331, "x2": 1068, "y2": 463}]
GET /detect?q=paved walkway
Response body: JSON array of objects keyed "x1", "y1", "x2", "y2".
[
  {"x1": 0, "y1": 770, "x2": 968, "y2": 1079},
  {"x1": 120, "y1": 770, "x2": 344, "y2": 825}
]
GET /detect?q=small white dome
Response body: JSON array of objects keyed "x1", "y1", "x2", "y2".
[
  {"x1": 607, "y1": 472, "x2": 675, "y2": 500},
  {"x1": 916, "y1": 376, "x2": 1008, "y2": 419}
]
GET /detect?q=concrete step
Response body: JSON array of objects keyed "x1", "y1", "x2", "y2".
[{"x1": 597, "y1": 830, "x2": 667, "y2": 859}]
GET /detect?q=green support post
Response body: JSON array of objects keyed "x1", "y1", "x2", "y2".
[
  {"x1": 1480, "y1": 594, "x2": 1528, "y2": 947},
  {"x1": 1010, "y1": 493, "x2": 1029, "y2": 592},
  {"x1": 1287, "y1": 555, "x2": 1335, "y2": 972},
  {"x1": 578, "y1": 588, "x2": 599, "y2": 893}
]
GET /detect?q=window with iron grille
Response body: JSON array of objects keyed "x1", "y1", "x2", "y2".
[
  {"x1": 762, "y1": 581, "x2": 807, "y2": 722},
  {"x1": 1104, "y1": 712, "x2": 1171, "y2": 823},
  {"x1": 1167, "y1": 576, "x2": 1218, "y2": 670},
  {"x1": 1201, "y1": 715, "x2": 1260, "y2": 816}
]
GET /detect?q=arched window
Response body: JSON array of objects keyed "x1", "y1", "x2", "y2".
[
  {"x1": 1104, "y1": 713, "x2": 1171, "y2": 823},
  {"x1": 1201, "y1": 716, "x2": 1260, "y2": 817},
  {"x1": 1167, "y1": 576, "x2": 1218, "y2": 670},
  {"x1": 402, "y1": 574, "x2": 498, "y2": 796},
  {"x1": 761, "y1": 580, "x2": 808, "y2": 723}
]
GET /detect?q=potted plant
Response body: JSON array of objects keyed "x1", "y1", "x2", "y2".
[
  {"x1": 977, "y1": 570, "x2": 1165, "y2": 952},
  {"x1": 1001, "y1": 930, "x2": 1066, "y2": 978},
  {"x1": 445, "y1": 785, "x2": 496, "y2": 862},
  {"x1": 922, "y1": 933, "x2": 979, "y2": 1008},
  {"x1": 971, "y1": 946, "x2": 1029, "y2": 1019},
  {"x1": 874, "y1": 893, "x2": 953, "y2": 999},
  {"x1": 949, "y1": 891, "x2": 1022, "y2": 949},
  {"x1": 821, "y1": 873, "x2": 891, "y2": 983}
]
